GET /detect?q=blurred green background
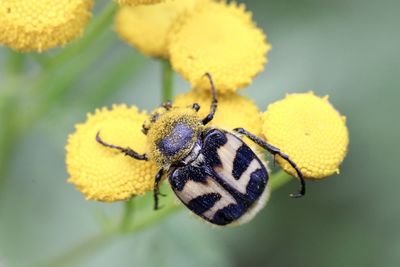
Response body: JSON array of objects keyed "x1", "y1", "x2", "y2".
[{"x1": 0, "y1": 0, "x2": 399, "y2": 266}]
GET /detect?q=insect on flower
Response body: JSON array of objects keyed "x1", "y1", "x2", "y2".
[{"x1": 96, "y1": 73, "x2": 305, "y2": 226}]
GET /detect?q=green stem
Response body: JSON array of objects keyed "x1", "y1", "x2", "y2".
[
  {"x1": 126, "y1": 193, "x2": 181, "y2": 233},
  {"x1": 40, "y1": 202, "x2": 181, "y2": 267},
  {"x1": 120, "y1": 198, "x2": 135, "y2": 232},
  {"x1": 47, "y1": 2, "x2": 117, "y2": 68},
  {"x1": 5, "y1": 51, "x2": 24, "y2": 75},
  {"x1": 269, "y1": 170, "x2": 293, "y2": 191},
  {"x1": 30, "y1": 53, "x2": 50, "y2": 69},
  {"x1": 40, "y1": 229, "x2": 118, "y2": 267},
  {"x1": 0, "y1": 94, "x2": 17, "y2": 181},
  {"x1": 82, "y1": 53, "x2": 147, "y2": 110},
  {"x1": 17, "y1": 1, "x2": 117, "y2": 133},
  {"x1": 161, "y1": 59, "x2": 173, "y2": 102},
  {"x1": 0, "y1": 51, "x2": 24, "y2": 182},
  {"x1": 40, "y1": 171, "x2": 293, "y2": 267},
  {"x1": 21, "y1": 30, "x2": 115, "y2": 133}
]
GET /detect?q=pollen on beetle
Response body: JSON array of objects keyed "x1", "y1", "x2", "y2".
[
  {"x1": 167, "y1": 0, "x2": 271, "y2": 93},
  {"x1": 262, "y1": 92, "x2": 349, "y2": 179},
  {"x1": 174, "y1": 89, "x2": 263, "y2": 141},
  {"x1": 115, "y1": 0, "x2": 199, "y2": 58},
  {"x1": 146, "y1": 106, "x2": 202, "y2": 166},
  {"x1": 66, "y1": 105, "x2": 158, "y2": 202},
  {"x1": 117, "y1": 0, "x2": 165, "y2": 6},
  {"x1": 0, "y1": 0, "x2": 93, "y2": 52}
]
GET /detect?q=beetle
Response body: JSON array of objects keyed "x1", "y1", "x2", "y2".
[{"x1": 96, "y1": 73, "x2": 305, "y2": 226}]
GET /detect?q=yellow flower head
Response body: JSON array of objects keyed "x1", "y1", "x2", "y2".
[
  {"x1": 115, "y1": 0, "x2": 199, "y2": 58},
  {"x1": 66, "y1": 105, "x2": 158, "y2": 202},
  {"x1": 174, "y1": 89, "x2": 262, "y2": 138},
  {"x1": 262, "y1": 92, "x2": 349, "y2": 179},
  {"x1": 118, "y1": 0, "x2": 165, "y2": 6},
  {"x1": 168, "y1": 0, "x2": 271, "y2": 93},
  {"x1": 0, "y1": 0, "x2": 93, "y2": 52}
]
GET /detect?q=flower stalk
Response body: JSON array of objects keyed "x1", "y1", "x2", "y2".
[
  {"x1": 120, "y1": 198, "x2": 136, "y2": 232},
  {"x1": 40, "y1": 171, "x2": 293, "y2": 267},
  {"x1": 161, "y1": 59, "x2": 174, "y2": 102},
  {"x1": 0, "y1": 51, "x2": 24, "y2": 182},
  {"x1": 47, "y1": 2, "x2": 118, "y2": 68}
]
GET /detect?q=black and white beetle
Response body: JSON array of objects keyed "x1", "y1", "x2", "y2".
[{"x1": 96, "y1": 73, "x2": 305, "y2": 226}]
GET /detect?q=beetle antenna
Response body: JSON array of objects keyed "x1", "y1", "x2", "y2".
[{"x1": 201, "y1": 73, "x2": 218, "y2": 125}]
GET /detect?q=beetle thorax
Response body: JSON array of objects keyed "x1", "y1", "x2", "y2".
[{"x1": 146, "y1": 107, "x2": 203, "y2": 167}]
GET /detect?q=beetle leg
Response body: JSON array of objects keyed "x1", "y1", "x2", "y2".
[
  {"x1": 233, "y1": 127, "x2": 306, "y2": 198},
  {"x1": 202, "y1": 73, "x2": 218, "y2": 125},
  {"x1": 96, "y1": 131, "x2": 148, "y2": 160},
  {"x1": 153, "y1": 168, "x2": 165, "y2": 210}
]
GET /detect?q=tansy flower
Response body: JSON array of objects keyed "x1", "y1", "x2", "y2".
[
  {"x1": 262, "y1": 92, "x2": 349, "y2": 179},
  {"x1": 168, "y1": 0, "x2": 270, "y2": 93},
  {"x1": 174, "y1": 89, "x2": 262, "y2": 142},
  {"x1": 115, "y1": 0, "x2": 199, "y2": 58},
  {"x1": 66, "y1": 105, "x2": 158, "y2": 202},
  {"x1": 0, "y1": 0, "x2": 93, "y2": 52},
  {"x1": 117, "y1": 0, "x2": 165, "y2": 6}
]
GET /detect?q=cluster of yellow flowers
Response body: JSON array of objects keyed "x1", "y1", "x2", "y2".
[
  {"x1": 0, "y1": 0, "x2": 93, "y2": 52},
  {"x1": 64, "y1": 0, "x2": 349, "y2": 202},
  {"x1": 115, "y1": 0, "x2": 270, "y2": 92}
]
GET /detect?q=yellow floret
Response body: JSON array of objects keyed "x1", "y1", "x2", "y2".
[
  {"x1": 0, "y1": 0, "x2": 93, "y2": 52},
  {"x1": 118, "y1": 0, "x2": 165, "y2": 5},
  {"x1": 174, "y1": 89, "x2": 262, "y2": 139},
  {"x1": 66, "y1": 105, "x2": 158, "y2": 202},
  {"x1": 115, "y1": 0, "x2": 199, "y2": 58},
  {"x1": 262, "y1": 92, "x2": 349, "y2": 179},
  {"x1": 168, "y1": 0, "x2": 270, "y2": 92}
]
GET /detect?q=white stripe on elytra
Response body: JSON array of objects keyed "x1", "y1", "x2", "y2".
[
  {"x1": 178, "y1": 177, "x2": 236, "y2": 220},
  {"x1": 214, "y1": 134, "x2": 262, "y2": 194}
]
